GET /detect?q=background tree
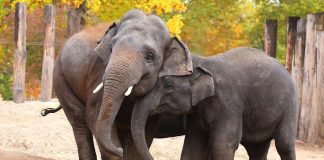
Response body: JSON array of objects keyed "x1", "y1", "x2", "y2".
[
  {"x1": 0, "y1": 0, "x2": 324, "y2": 100},
  {"x1": 0, "y1": 0, "x2": 187, "y2": 100},
  {"x1": 181, "y1": 0, "x2": 251, "y2": 56}
]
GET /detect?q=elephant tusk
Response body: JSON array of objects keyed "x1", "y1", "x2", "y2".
[
  {"x1": 93, "y1": 82, "x2": 103, "y2": 93},
  {"x1": 125, "y1": 86, "x2": 133, "y2": 96}
]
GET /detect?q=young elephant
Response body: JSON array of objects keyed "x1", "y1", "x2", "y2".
[{"x1": 131, "y1": 47, "x2": 298, "y2": 160}]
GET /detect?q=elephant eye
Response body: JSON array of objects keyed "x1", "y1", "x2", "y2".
[
  {"x1": 144, "y1": 52, "x2": 154, "y2": 63},
  {"x1": 163, "y1": 82, "x2": 173, "y2": 93}
]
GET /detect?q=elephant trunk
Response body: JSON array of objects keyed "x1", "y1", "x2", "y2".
[
  {"x1": 131, "y1": 91, "x2": 161, "y2": 160},
  {"x1": 96, "y1": 52, "x2": 143, "y2": 157}
]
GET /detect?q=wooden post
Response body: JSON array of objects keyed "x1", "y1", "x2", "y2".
[
  {"x1": 298, "y1": 13, "x2": 316, "y2": 143},
  {"x1": 264, "y1": 19, "x2": 278, "y2": 58},
  {"x1": 67, "y1": 2, "x2": 85, "y2": 37},
  {"x1": 310, "y1": 13, "x2": 324, "y2": 144},
  {"x1": 291, "y1": 18, "x2": 306, "y2": 138},
  {"x1": 298, "y1": 13, "x2": 324, "y2": 144},
  {"x1": 13, "y1": 2, "x2": 26, "y2": 103},
  {"x1": 40, "y1": 4, "x2": 55, "y2": 102},
  {"x1": 285, "y1": 17, "x2": 300, "y2": 74}
]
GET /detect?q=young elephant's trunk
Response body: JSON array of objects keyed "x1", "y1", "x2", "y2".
[{"x1": 131, "y1": 91, "x2": 161, "y2": 160}]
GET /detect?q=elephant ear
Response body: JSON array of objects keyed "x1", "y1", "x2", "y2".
[
  {"x1": 190, "y1": 67, "x2": 215, "y2": 106},
  {"x1": 159, "y1": 37, "x2": 193, "y2": 77},
  {"x1": 95, "y1": 23, "x2": 118, "y2": 65}
]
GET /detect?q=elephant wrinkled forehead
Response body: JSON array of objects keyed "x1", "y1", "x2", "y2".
[
  {"x1": 160, "y1": 75, "x2": 190, "y2": 87},
  {"x1": 117, "y1": 13, "x2": 170, "y2": 42}
]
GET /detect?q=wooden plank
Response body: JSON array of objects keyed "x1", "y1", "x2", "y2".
[
  {"x1": 309, "y1": 13, "x2": 324, "y2": 144},
  {"x1": 40, "y1": 4, "x2": 56, "y2": 102},
  {"x1": 292, "y1": 18, "x2": 306, "y2": 139},
  {"x1": 298, "y1": 13, "x2": 316, "y2": 142},
  {"x1": 264, "y1": 19, "x2": 278, "y2": 58},
  {"x1": 67, "y1": 2, "x2": 85, "y2": 37},
  {"x1": 13, "y1": 2, "x2": 26, "y2": 103},
  {"x1": 285, "y1": 17, "x2": 300, "y2": 74},
  {"x1": 298, "y1": 13, "x2": 324, "y2": 144}
]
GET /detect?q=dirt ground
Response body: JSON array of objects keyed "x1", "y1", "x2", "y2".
[{"x1": 0, "y1": 100, "x2": 323, "y2": 160}]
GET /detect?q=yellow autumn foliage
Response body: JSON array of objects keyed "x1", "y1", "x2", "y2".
[
  {"x1": 8, "y1": 0, "x2": 187, "y2": 38},
  {"x1": 181, "y1": 0, "x2": 251, "y2": 56},
  {"x1": 85, "y1": 0, "x2": 186, "y2": 37},
  {"x1": 62, "y1": 0, "x2": 84, "y2": 8},
  {"x1": 135, "y1": 0, "x2": 186, "y2": 37},
  {"x1": 135, "y1": 0, "x2": 186, "y2": 15},
  {"x1": 166, "y1": 15, "x2": 184, "y2": 37},
  {"x1": 10, "y1": 0, "x2": 52, "y2": 11}
]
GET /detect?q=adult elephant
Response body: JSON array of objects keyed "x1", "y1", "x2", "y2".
[
  {"x1": 54, "y1": 9, "x2": 191, "y2": 160},
  {"x1": 131, "y1": 47, "x2": 298, "y2": 160}
]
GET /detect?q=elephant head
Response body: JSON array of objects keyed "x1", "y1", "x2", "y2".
[
  {"x1": 131, "y1": 67, "x2": 215, "y2": 160},
  {"x1": 94, "y1": 9, "x2": 193, "y2": 157}
]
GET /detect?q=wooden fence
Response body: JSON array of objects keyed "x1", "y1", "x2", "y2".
[
  {"x1": 11, "y1": 2, "x2": 324, "y2": 144},
  {"x1": 13, "y1": 2, "x2": 27, "y2": 103},
  {"x1": 12, "y1": 2, "x2": 84, "y2": 103},
  {"x1": 40, "y1": 4, "x2": 55, "y2": 102},
  {"x1": 265, "y1": 14, "x2": 324, "y2": 144}
]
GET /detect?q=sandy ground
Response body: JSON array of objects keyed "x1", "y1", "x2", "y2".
[{"x1": 0, "y1": 100, "x2": 323, "y2": 160}]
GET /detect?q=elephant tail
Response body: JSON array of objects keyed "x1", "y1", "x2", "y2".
[{"x1": 41, "y1": 105, "x2": 62, "y2": 116}]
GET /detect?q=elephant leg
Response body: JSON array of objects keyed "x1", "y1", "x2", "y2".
[
  {"x1": 72, "y1": 126, "x2": 97, "y2": 160},
  {"x1": 273, "y1": 116, "x2": 297, "y2": 160},
  {"x1": 54, "y1": 69, "x2": 96, "y2": 160},
  {"x1": 208, "y1": 135, "x2": 237, "y2": 160},
  {"x1": 181, "y1": 115, "x2": 209, "y2": 160},
  {"x1": 208, "y1": 120, "x2": 241, "y2": 160},
  {"x1": 241, "y1": 140, "x2": 271, "y2": 160},
  {"x1": 206, "y1": 97, "x2": 243, "y2": 160},
  {"x1": 118, "y1": 116, "x2": 159, "y2": 160}
]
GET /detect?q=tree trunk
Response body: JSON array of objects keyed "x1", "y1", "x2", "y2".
[
  {"x1": 292, "y1": 18, "x2": 306, "y2": 139},
  {"x1": 298, "y1": 13, "x2": 324, "y2": 144},
  {"x1": 67, "y1": 2, "x2": 85, "y2": 37},
  {"x1": 13, "y1": 2, "x2": 26, "y2": 103},
  {"x1": 285, "y1": 17, "x2": 299, "y2": 74},
  {"x1": 40, "y1": 4, "x2": 56, "y2": 102},
  {"x1": 264, "y1": 19, "x2": 278, "y2": 58}
]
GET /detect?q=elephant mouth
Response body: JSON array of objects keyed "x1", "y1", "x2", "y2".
[
  {"x1": 141, "y1": 73, "x2": 153, "y2": 80},
  {"x1": 130, "y1": 75, "x2": 155, "y2": 96},
  {"x1": 93, "y1": 67, "x2": 148, "y2": 96},
  {"x1": 149, "y1": 103, "x2": 166, "y2": 115}
]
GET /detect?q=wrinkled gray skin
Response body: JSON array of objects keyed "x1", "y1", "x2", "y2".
[
  {"x1": 54, "y1": 9, "x2": 192, "y2": 160},
  {"x1": 131, "y1": 47, "x2": 298, "y2": 160}
]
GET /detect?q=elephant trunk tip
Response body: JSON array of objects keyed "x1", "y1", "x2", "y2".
[{"x1": 96, "y1": 123, "x2": 123, "y2": 157}]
